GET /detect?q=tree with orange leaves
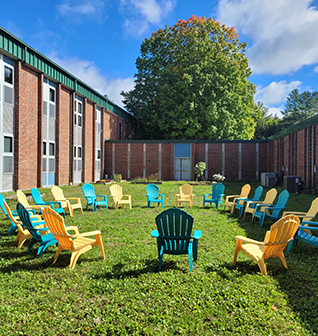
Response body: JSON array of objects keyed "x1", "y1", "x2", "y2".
[{"x1": 121, "y1": 15, "x2": 258, "y2": 140}]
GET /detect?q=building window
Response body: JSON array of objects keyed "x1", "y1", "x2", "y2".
[
  {"x1": 49, "y1": 88, "x2": 55, "y2": 102},
  {"x1": 4, "y1": 66, "x2": 13, "y2": 84},
  {"x1": 43, "y1": 142, "x2": 46, "y2": 155},
  {"x1": 78, "y1": 147, "x2": 82, "y2": 158},
  {"x1": 4, "y1": 136, "x2": 13, "y2": 153},
  {"x1": 97, "y1": 149, "x2": 101, "y2": 159},
  {"x1": 49, "y1": 143, "x2": 55, "y2": 156}
]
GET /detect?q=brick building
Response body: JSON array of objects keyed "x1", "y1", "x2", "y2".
[{"x1": 0, "y1": 26, "x2": 135, "y2": 192}]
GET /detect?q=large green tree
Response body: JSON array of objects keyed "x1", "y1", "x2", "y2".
[
  {"x1": 281, "y1": 89, "x2": 318, "y2": 129},
  {"x1": 121, "y1": 15, "x2": 258, "y2": 140}
]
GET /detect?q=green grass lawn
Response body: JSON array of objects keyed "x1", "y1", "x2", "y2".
[{"x1": 1, "y1": 181, "x2": 318, "y2": 335}]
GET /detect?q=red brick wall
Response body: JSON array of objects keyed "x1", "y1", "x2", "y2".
[
  {"x1": 14, "y1": 62, "x2": 40, "y2": 189},
  {"x1": 83, "y1": 100, "x2": 94, "y2": 182},
  {"x1": 56, "y1": 86, "x2": 71, "y2": 186}
]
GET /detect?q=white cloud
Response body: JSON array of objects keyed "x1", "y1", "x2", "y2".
[
  {"x1": 56, "y1": 0, "x2": 106, "y2": 21},
  {"x1": 49, "y1": 54, "x2": 134, "y2": 108},
  {"x1": 255, "y1": 80, "x2": 302, "y2": 106},
  {"x1": 217, "y1": 0, "x2": 318, "y2": 75},
  {"x1": 119, "y1": 0, "x2": 176, "y2": 37},
  {"x1": 268, "y1": 106, "x2": 284, "y2": 118}
]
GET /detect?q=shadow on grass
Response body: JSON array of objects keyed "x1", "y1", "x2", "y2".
[{"x1": 93, "y1": 258, "x2": 185, "y2": 280}]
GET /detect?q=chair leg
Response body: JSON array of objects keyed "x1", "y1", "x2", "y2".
[
  {"x1": 70, "y1": 251, "x2": 81, "y2": 270},
  {"x1": 27, "y1": 238, "x2": 37, "y2": 253},
  {"x1": 278, "y1": 252, "x2": 288, "y2": 269},
  {"x1": 96, "y1": 234, "x2": 105, "y2": 259},
  {"x1": 256, "y1": 258, "x2": 267, "y2": 276},
  {"x1": 193, "y1": 239, "x2": 199, "y2": 261},
  {"x1": 233, "y1": 241, "x2": 242, "y2": 264},
  {"x1": 54, "y1": 245, "x2": 63, "y2": 264}
]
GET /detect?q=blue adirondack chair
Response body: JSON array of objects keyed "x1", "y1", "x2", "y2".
[
  {"x1": 203, "y1": 183, "x2": 225, "y2": 209},
  {"x1": 31, "y1": 187, "x2": 65, "y2": 218},
  {"x1": 17, "y1": 203, "x2": 58, "y2": 256},
  {"x1": 234, "y1": 185, "x2": 263, "y2": 217},
  {"x1": 82, "y1": 183, "x2": 108, "y2": 212},
  {"x1": 252, "y1": 190, "x2": 290, "y2": 228},
  {"x1": 151, "y1": 208, "x2": 202, "y2": 271},
  {"x1": 145, "y1": 184, "x2": 164, "y2": 208},
  {"x1": 287, "y1": 220, "x2": 318, "y2": 252}
]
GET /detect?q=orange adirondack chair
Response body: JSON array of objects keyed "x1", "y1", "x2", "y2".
[
  {"x1": 224, "y1": 184, "x2": 251, "y2": 213},
  {"x1": 110, "y1": 185, "x2": 132, "y2": 210},
  {"x1": 42, "y1": 207, "x2": 105, "y2": 270},
  {"x1": 243, "y1": 188, "x2": 277, "y2": 220},
  {"x1": 51, "y1": 186, "x2": 83, "y2": 216},
  {"x1": 175, "y1": 184, "x2": 194, "y2": 208},
  {"x1": 233, "y1": 215, "x2": 300, "y2": 275}
]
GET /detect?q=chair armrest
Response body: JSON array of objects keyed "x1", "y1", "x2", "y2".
[
  {"x1": 283, "y1": 211, "x2": 306, "y2": 217},
  {"x1": 299, "y1": 225, "x2": 318, "y2": 231},
  {"x1": 37, "y1": 227, "x2": 50, "y2": 232},
  {"x1": 151, "y1": 230, "x2": 159, "y2": 238},
  {"x1": 123, "y1": 195, "x2": 132, "y2": 200},
  {"x1": 66, "y1": 226, "x2": 80, "y2": 234},
  {"x1": 192, "y1": 230, "x2": 202, "y2": 239},
  {"x1": 66, "y1": 197, "x2": 81, "y2": 202},
  {"x1": 225, "y1": 195, "x2": 240, "y2": 202},
  {"x1": 302, "y1": 221, "x2": 318, "y2": 226},
  {"x1": 235, "y1": 235, "x2": 265, "y2": 245},
  {"x1": 203, "y1": 194, "x2": 212, "y2": 197},
  {"x1": 71, "y1": 230, "x2": 101, "y2": 238},
  {"x1": 34, "y1": 221, "x2": 46, "y2": 227},
  {"x1": 255, "y1": 203, "x2": 272, "y2": 211},
  {"x1": 96, "y1": 195, "x2": 107, "y2": 201}
]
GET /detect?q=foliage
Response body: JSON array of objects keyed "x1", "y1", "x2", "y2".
[
  {"x1": 122, "y1": 15, "x2": 258, "y2": 140},
  {"x1": 1, "y1": 182, "x2": 318, "y2": 335},
  {"x1": 194, "y1": 161, "x2": 206, "y2": 181},
  {"x1": 280, "y1": 89, "x2": 318, "y2": 130},
  {"x1": 253, "y1": 101, "x2": 282, "y2": 139},
  {"x1": 133, "y1": 173, "x2": 161, "y2": 183},
  {"x1": 213, "y1": 173, "x2": 226, "y2": 182},
  {"x1": 114, "y1": 174, "x2": 122, "y2": 181}
]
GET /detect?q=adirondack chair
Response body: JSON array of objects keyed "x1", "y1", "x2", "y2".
[
  {"x1": 252, "y1": 190, "x2": 289, "y2": 228},
  {"x1": 82, "y1": 183, "x2": 108, "y2": 212},
  {"x1": 243, "y1": 188, "x2": 277, "y2": 220},
  {"x1": 234, "y1": 215, "x2": 300, "y2": 275},
  {"x1": 51, "y1": 186, "x2": 83, "y2": 216},
  {"x1": 151, "y1": 208, "x2": 202, "y2": 271},
  {"x1": 110, "y1": 184, "x2": 132, "y2": 210},
  {"x1": 31, "y1": 187, "x2": 65, "y2": 217},
  {"x1": 224, "y1": 184, "x2": 251, "y2": 213},
  {"x1": 3, "y1": 201, "x2": 46, "y2": 249},
  {"x1": 17, "y1": 203, "x2": 58, "y2": 256},
  {"x1": 0, "y1": 194, "x2": 19, "y2": 236},
  {"x1": 175, "y1": 184, "x2": 194, "y2": 208},
  {"x1": 42, "y1": 207, "x2": 105, "y2": 269},
  {"x1": 282, "y1": 197, "x2": 318, "y2": 224},
  {"x1": 203, "y1": 183, "x2": 225, "y2": 209},
  {"x1": 145, "y1": 184, "x2": 164, "y2": 208},
  {"x1": 234, "y1": 185, "x2": 263, "y2": 217},
  {"x1": 287, "y1": 220, "x2": 318, "y2": 252},
  {"x1": 17, "y1": 190, "x2": 49, "y2": 214}
]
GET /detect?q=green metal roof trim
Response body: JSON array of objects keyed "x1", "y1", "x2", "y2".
[
  {"x1": 105, "y1": 139, "x2": 268, "y2": 144},
  {"x1": 269, "y1": 114, "x2": 318, "y2": 141},
  {"x1": 0, "y1": 26, "x2": 135, "y2": 123}
]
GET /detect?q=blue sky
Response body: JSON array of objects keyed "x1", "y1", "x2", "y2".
[{"x1": 1, "y1": 0, "x2": 318, "y2": 117}]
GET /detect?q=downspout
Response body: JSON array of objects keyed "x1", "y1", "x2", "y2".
[{"x1": 69, "y1": 92, "x2": 73, "y2": 184}]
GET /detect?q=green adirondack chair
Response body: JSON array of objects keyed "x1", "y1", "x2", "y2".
[{"x1": 151, "y1": 208, "x2": 202, "y2": 271}]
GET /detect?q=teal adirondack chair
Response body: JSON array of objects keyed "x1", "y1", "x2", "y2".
[
  {"x1": 287, "y1": 220, "x2": 318, "y2": 252},
  {"x1": 145, "y1": 184, "x2": 164, "y2": 208},
  {"x1": 31, "y1": 187, "x2": 65, "y2": 218},
  {"x1": 17, "y1": 203, "x2": 58, "y2": 256},
  {"x1": 234, "y1": 185, "x2": 263, "y2": 217},
  {"x1": 82, "y1": 183, "x2": 108, "y2": 212},
  {"x1": 252, "y1": 190, "x2": 290, "y2": 228},
  {"x1": 151, "y1": 208, "x2": 202, "y2": 271},
  {"x1": 203, "y1": 183, "x2": 225, "y2": 209}
]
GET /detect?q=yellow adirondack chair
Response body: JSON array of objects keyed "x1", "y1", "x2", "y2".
[
  {"x1": 243, "y1": 188, "x2": 277, "y2": 220},
  {"x1": 224, "y1": 184, "x2": 251, "y2": 213},
  {"x1": 233, "y1": 215, "x2": 300, "y2": 275},
  {"x1": 110, "y1": 184, "x2": 132, "y2": 210},
  {"x1": 17, "y1": 190, "x2": 49, "y2": 213},
  {"x1": 51, "y1": 186, "x2": 83, "y2": 217},
  {"x1": 3, "y1": 201, "x2": 46, "y2": 249},
  {"x1": 42, "y1": 207, "x2": 105, "y2": 270},
  {"x1": 175, "y1": 184, "x2": 194, "y2": 208},
  {"x1": 282, "y1": 196, "x2": 318, "y2": 234}
]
